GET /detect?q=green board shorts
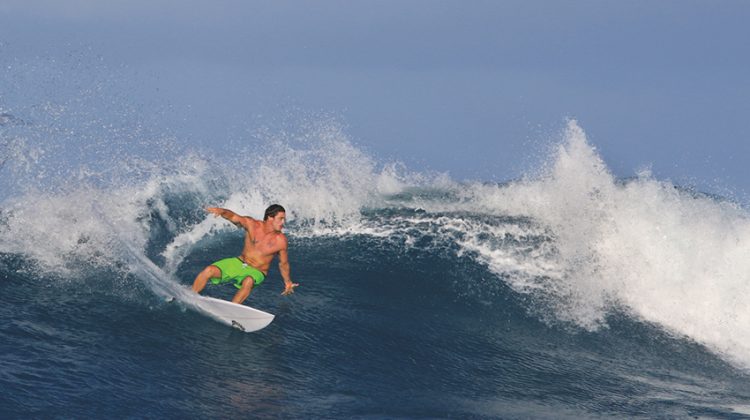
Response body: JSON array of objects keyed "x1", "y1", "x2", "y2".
[{"x1": 210, "y1": 257, "x2": 266, "y2": 289}]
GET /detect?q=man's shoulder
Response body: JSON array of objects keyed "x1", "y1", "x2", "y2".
[
  {"x1": 239, "y1": 216, "x2": 260, "y2": 229},
  {"x1": 247, "y1": 216, "x2": 262, "y2": 224}
]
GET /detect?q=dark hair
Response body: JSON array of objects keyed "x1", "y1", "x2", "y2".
[{"x1": 264, "y1": 204, "x2": 286, "y2": 220}]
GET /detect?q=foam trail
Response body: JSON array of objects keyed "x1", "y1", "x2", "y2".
[
  {"x1": 119, "y1": 237, "x2": 251, "y2": 329},
  {"x1": 118, "y1": 235, "x2": 192, "y2": 301},
  {"x1": 89, "y1": 203, "x2": 189, "y2": 299}
]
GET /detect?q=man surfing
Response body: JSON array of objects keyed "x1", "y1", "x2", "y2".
[{"x1": 192, "y1": 204, "x2": 298, "y2": 304}]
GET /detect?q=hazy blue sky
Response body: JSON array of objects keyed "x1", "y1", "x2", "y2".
[{"x1": 1, "y1": 1, "x2": 749, "y2": 193}]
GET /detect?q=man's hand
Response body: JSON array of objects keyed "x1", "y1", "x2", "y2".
[{"x1": 281, "y1": 282, "x2": 299, "y2": 296}]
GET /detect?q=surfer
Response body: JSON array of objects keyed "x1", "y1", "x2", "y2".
[{"x1": 191, "y1": 204, "x2": 299, "y2": 304}]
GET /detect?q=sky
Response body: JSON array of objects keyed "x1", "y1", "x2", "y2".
[{"x1": 1, "y1": 1, "x2": 749, "y2": 195}]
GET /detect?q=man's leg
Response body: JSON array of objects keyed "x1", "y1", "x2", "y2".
[
  {"x1": 232, "y1": 277, "x2": 254, "y2": 304},
  {"x1": 192, "y1": 265, "x2": 221, "y2": 293}
]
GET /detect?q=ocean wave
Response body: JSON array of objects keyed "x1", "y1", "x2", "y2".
[{"x1": 3, "y1": 114, "x2": 750, "y2": 370}]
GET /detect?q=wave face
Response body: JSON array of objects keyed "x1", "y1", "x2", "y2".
[{"x1": 3, "y1": 114, "x2": 750, "y2": 418}]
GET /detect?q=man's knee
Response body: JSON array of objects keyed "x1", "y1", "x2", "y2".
[
  {"x1": 202, "y1": 265, "x2": 221, "y2": 279},
  {"x1": 193, "y1": 265, "x2": 221, "y2": 293},
  {"x1": 240, "y1": 277, "x2": 255, "y2": 290}
]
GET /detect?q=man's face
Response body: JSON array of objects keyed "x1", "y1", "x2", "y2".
[{"x1": 270, "y1": 212, "x2": 286, "y2": 231}]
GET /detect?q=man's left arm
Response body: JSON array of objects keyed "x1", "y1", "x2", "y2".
[{"x1": 278, "y1": 238, "x2": 299, "y2": 296}]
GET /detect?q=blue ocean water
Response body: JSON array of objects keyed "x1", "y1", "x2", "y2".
[{"x1": 3, "y1": 109, "x2": 750, "y2": 418}]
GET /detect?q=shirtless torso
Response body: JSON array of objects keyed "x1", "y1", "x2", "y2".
[{"x1": 234, "y1": 213, "x2": 287, "y2": 275}]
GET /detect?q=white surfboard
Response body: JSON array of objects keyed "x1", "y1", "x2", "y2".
[{"x1": 190, "y1": 295, "x2": 275, "y2": 332}]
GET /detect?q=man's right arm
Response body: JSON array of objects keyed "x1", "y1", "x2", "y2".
[{"x1": 206, "y1": 207, "x2": 251, "y2": 228}]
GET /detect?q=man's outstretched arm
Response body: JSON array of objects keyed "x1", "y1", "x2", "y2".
[{"x1": 206, "y1": 207, "x2": 250, "y2": 228}]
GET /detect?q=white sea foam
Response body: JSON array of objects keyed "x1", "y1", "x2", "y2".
[{"x1": 452, "y1": 121, "x2": 750, "y2": 368}]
